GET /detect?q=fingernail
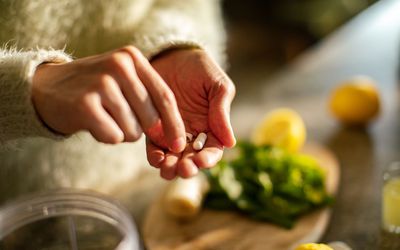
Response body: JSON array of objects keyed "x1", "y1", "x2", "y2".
[
  {"x1": 164, "y1": 156, "x2": 177, "y2": 167},
  {"x1": 152, "y1": 153, "x2": 164, "y2": 165},
  {"x1": 171, "y1": 137, "x2": 185, "y2": 152},
  {"x1": 178, "y1": 164, "x2": 198, "y2": 178}
]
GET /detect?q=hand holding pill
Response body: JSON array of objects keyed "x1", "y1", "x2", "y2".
[{"x1": 146, "y1": 48, "x2": 236, "y2": 180}]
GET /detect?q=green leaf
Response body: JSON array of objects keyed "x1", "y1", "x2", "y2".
[{"x1": 204, "y1": 141, "x2": 333, "y2": 229}]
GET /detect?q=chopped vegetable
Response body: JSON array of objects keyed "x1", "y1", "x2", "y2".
[
  {"x1": 164, "y1": 172, "x2": 210, "y2": 219},
  {"x1": 204, "y1": 141, "x2": 333, "y2": 228}
]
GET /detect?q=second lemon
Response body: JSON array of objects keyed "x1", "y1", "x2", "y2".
[{"x1": 329, "y1": 76, "x2": 380, "y2": 125}]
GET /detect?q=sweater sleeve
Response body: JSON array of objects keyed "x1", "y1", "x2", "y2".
[
  {"x1": 131, "y1": 0, "x2": 227, "y2": 67},
  {"x1": 0, "y1": 49, "x2": 72, "y2": 143}
]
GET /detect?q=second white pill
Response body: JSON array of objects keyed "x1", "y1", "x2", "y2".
[{"x1": 193, "y1": 132, "x2": 207, "y2": 151}]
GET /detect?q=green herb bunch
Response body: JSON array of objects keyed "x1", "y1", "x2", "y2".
[{"x1": 205, "y1": 141, "x2": 333, "y2": 228}]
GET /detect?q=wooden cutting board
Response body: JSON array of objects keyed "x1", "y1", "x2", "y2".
[{"x1": 142, "y1": 143, "x2": 340, "y2": 250}]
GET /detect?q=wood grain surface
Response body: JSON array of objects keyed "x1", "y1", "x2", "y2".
[{"x1": 142, "y1": 143, "x2": 340, "y2": 250}]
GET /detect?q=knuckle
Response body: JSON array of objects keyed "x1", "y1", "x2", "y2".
[
  {"x1": 107, "y1": 53, "x2": 130, "y2": 70},
  {"x1": 102, "y1": 131, "x2": 124, "y2": 144},
  {"x1": 97, "y1": 74, "x2": 115, "y2": 92},
  {"x1": 78, "y1": 94, "x2": 96, "y2": 113},
  {"x1": 214, "y1": 75, "x2": 236, "y2": 99},
  {"x1": 147, "y1": 116, "x2": 160, "y2": 131},
  {"x1": 120, "y1": 45, "x2": 141, "y2": 59},
  {"x1": 113, "y1": 101, "x2": 128, "y2": 115},
  {"x1": 160, "y1": 89, "x2": 176, "y2": 108}
]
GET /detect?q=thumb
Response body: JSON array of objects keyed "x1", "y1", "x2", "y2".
[{"x1": 209, "y1": 79, "x2": 236, "y2": 148}]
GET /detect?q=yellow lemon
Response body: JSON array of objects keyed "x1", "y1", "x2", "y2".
[
  {"x1": 329, "y1": 76, "x2": 380, "y2": 125},
  {"x1": 251, "y1": 108, "x2": 306, "y2": 152},
  {"x1": 295, "y1": 243, "x2": 333, "y2": 250}
]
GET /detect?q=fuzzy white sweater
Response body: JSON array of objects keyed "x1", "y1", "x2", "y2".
[{"x1": 0, "y1": 0, "x2": 225, "y2": 205}]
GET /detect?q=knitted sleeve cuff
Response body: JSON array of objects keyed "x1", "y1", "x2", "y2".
[
  {"x1": 0, "y1": 49, "x2": 72, "y2": 142},
  {"x1": 134, "y1": 34, "x2": 203, "y2": 61},
  {"x1": 131, "y1": 0, "x2": 227, "y2": 68}
]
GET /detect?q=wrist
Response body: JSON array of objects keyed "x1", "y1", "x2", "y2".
[
  {"x1": 31, "y1": 63, "x2": 64, "y2": 134},
  {"x1": 32, "y1": 63, "x2": 55, "y2": 88},
  {"x1": 151, "y1": 47, "x2": 202, "y2": 62}
]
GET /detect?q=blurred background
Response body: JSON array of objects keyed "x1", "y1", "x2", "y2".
[{"x1": 222, "y1": 0, "x2": 378, "y2": 79}]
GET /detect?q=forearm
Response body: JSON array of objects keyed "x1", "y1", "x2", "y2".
[{"x1": 0, "y1": 48, "x2": 72, "y2": 143}]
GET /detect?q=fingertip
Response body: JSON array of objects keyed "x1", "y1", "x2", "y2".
[
  {"x1": 95, "y1": 128, "x2": 124, "y2": 144},
  {"x1": 159, "y1": 153, "x2": 180, "y2": 179},
  {"x1": 110, "y1": 129, "x2": 125, "y2": 144},
  {"x1": 191, "y1": 133, "x2": 224, "y2": 168},
  {"x1": 224, "y1": 134, "x2": 236, "y2": 148},
  {"x1": 209, "y1": 113, "x2": 236, "y2": 148},
  {"x1": 90, "y1": 115, "x2": 125, "y2": 144},
  {"x1": 169, "y1": 136, "x2": 186, "y2": 153},
  {"x1": 124, "y1": 125, "x2": 143, "y2": 142},
  {"x1": 193, "y1": 155, "x2": 213, "y2": 169},
  {"x1": 160, "y1": 170, "x2": 176, "y2": 180},
  {"x1": 149, "y1": 152, "x2": 164, "y2": 168},
  {"x1": 216, "y1": 125, "x2": 235, "y2": 148},
  {"x1": 193, "y1": 150, "x2": 223, "y2": 169},
  {"x1": 146, "y1": 137, "x2": 165, "y2": 167},
  {"x1": 177, "y1": 159, "x2": 198, "y2": 178}
]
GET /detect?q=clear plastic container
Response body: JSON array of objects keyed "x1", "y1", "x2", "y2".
[{"x1": 0, "y1": 189, "x2": 141, "y2": 250}]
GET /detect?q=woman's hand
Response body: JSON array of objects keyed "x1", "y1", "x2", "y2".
[
  {"x1": 32, "y1": 46, "x2": 186, "y2": 153},
  {"x1": 148, "y1": 49, "x2": 236, "y2": 179}
]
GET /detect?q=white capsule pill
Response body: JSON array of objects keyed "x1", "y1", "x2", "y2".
[
  {"x1": 186, "y1": 132, "x2": 194, "y2": 142},
  {"x1": 192, "y1": 132, "x2": 207, "y2": 151}
]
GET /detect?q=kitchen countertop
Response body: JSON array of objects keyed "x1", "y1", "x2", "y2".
[{"x1": 229, "y1": 0, "x2": 400, "y2": 249}]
